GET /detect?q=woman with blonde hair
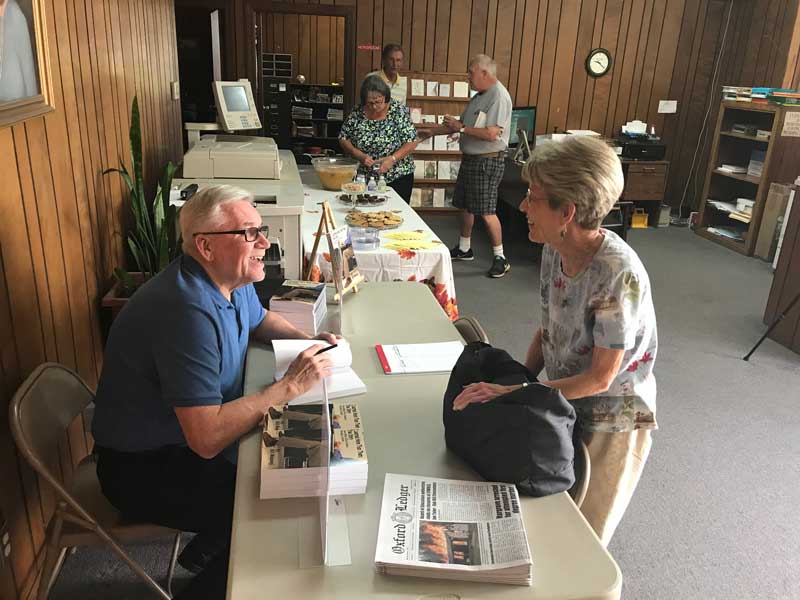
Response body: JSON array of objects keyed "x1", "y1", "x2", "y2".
[{"x1": 453, "y1": 136, "x2": 658, "y2": 545}]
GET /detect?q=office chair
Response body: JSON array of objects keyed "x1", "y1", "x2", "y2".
[
  {"x1": 569, "y1": 439, "x2": 591, "y2": 509},
  {"x1": 453, "y1": 316, "x2": 490, "y2": 345},
  {"x1": 9, "y1": 363, "x2": 181, "y2": 600}
]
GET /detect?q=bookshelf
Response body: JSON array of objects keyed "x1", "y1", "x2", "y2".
[
  {"x1": 695, "y1": 101, "x2": 800, "y2": 256},
  {"x1": 402, "y1": 70, "x2": 471, "y2": 212},
  {"x1": 288, "y1": 83, "x2": 346, "y2": 154}
]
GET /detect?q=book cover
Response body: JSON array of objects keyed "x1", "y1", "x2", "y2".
[
  {"x1": 424, "y1": 161, "x2": 438, "y2": 179},
  {"x1": 410, "y1": 107, "x2": 422, "y2": 123},
  {"x1": 433, "y1": 188, "x2": 446, "y2": 207},
  {"x1": 411, "y1": 79, "x2": 424, "y2": 96},
  {"x1": 414, "y1": 160, "x2": 425, "y2": 178},
  {"x1": 426, "y1": 81, "x2": 439, "y2": 96},
  {"x1": 434, "y1": 136, "x2": 447, "y2": 151},
  {"x1": 439, "y1": 83, "x2": 451, "y2": 97},
  {"x1": 453, "y1": 81, "x2": 469, "y2": 98}
]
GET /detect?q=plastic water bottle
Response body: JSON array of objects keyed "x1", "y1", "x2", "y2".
[
  {"x1": 367, "y1": 175, "x2": 377, "y2": 193},
  {"x1": 355, "y1": 173, "x2": 366, "y2": 188},
  {"x1": 377, "y1": 174, "x2": 387, "y2": 193}
]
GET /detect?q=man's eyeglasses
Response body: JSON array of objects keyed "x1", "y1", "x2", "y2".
[{"x1": 192, "y1": 225, "x2": 269, "y2": 242}]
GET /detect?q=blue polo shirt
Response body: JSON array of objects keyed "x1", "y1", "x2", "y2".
[{"x1": 92, "y1": 255, "x2": 266, "y2": 461}]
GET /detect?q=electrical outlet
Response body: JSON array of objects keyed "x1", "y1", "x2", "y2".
[{"x1": 171, "y1": 81, "x2": 180, "y2": 101}]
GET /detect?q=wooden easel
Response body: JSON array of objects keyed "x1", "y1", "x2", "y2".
[{"x1": 305, "y1": 202, "x2": 364, "y2": 300}]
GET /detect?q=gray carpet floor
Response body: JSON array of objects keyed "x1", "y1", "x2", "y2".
[{"x1": 50, "y1": 220, "x2": 800, "y2": 599}]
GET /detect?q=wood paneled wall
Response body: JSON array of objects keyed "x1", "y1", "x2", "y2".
[
  {"x1": 238, "y1": 0, "x2": 800, "y2": 210},
  {"x1": 264, "y1": 13, "x2": 346, "y2": 85},
  {"x1": 0, "y1": 0, "x2": 182, "y2": 597}
]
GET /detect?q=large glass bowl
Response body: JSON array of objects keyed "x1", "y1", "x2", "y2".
[{"x1": 312, "y1": 157, "x2": 360, "y2": 191}]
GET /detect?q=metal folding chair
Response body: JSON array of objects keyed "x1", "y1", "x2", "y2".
[{"x1": 9, "y1": 363, "x2": 181, "y2": 599}]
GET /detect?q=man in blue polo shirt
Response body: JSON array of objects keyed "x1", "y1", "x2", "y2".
[{"x1": 92, "y1": 185, "x2": 337, "y2": 600}]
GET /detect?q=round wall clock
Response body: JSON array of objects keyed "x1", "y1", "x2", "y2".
[{"x1": 586, "y1": 48, "x2": 612, "y2": 78}]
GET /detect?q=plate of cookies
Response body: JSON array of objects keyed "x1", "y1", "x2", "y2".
[
  {"x1": 345, "y1": 209, "x2": 404, "y2": 230},
  {"x1": 337, "y1": 193, "x2": 387, "y2": 206}
]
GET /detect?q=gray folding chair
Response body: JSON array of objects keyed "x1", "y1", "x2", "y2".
[
  {"x1": 9, "y1": 363, "x2": 181, "y2": 599},
  {"x1": 569, "y1": 439, "x2": 592, "y2": 509},
  {"x1": 454, "y1": 316, "x2": 490, "y2": 345}
]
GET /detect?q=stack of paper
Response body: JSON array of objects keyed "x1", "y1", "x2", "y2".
[
  {"x1": 375, "y1": 341, "x2": 463, "y2": 374},
  {"x1": 273, "y1": 339, "x2": 366, "y2": 404},
  {"x1": 269, "y1": 280, "x2": 327, "y2": 336},
  {"x1": 260, "y1": 402, "x2": 368, "y2": 498},
  {"x1": 747, "y1": 149, "x2": 765, "y2": 179},
  {"x1": 718, "y1": 164, "x2": 747, "y2": 174}
]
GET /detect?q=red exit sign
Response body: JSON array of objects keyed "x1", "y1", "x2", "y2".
[{"x1": 358, "y1": 44, "x2": 381, "y2": 51}]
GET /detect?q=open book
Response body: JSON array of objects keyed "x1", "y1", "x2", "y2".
[
  {"x1": 273, "y1": 339, "x2": 366, "y2": 404},
  {"x1": 375, "y1": 474, "x2": 532, "y2": 585}
]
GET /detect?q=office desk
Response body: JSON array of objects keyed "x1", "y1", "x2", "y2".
[
  {"x1": 302, "y1": 183, "x2": 458, "y2": 320},
  {"x1": 230, "y1": 283, "x2": 621, "y2": 600}
]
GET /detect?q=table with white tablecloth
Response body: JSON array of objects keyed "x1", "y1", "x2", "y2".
[{"x1": 301, "y1": 183, "x2": 459, "y2": 320}]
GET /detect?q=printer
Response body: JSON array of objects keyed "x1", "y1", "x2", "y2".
[
  {"x1": 182, "y1": 134, "x2": 281, "y2": 179},
  {"x1": 615, "y1": 132, "x2": 666, "y2": 161}
]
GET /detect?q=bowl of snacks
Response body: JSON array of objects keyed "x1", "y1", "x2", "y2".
[{"x1": 312, "y1": 157, "x2": 360, "y2": 191}]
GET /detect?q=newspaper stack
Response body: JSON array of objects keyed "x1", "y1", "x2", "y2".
[
  {"x1": 269, "y1": 280, "x2": 327, "y2": 336},
  {"x1": 375, "y1": 474, "x2": 533, "y2": 585},
  {"x1": 260, "y1": 402, "x2": 368, "y2": 498}
]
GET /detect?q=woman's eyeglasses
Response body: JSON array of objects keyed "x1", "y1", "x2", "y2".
[{"x1": 193, "y1": 225, "x2": 269, "y2": 242}]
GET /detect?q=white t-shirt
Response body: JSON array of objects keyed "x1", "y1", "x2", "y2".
[
  {"x1": 0, "y1": 0, "x2": 39, "y2": 102},
  {"x1": 540, "y1": 229, "x2": 658, "y2": 432}
]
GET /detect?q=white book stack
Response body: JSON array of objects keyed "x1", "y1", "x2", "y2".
[
  {"x1": 260, "y1": 402, "x2": 368, "y2": 498},
  {"x1": 269, "y1": 280, "x2": 327, "y2": 336}
]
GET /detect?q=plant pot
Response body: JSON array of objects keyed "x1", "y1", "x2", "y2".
[{"x1": 101, "y1": 272, "x2": 146, "y2": 320}]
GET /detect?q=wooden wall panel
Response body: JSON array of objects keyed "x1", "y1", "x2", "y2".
[
  {"x1": 0, "y1": 0, "x2": 182, "y2": 597},
  {"x1": 251, "y1": 0, "x2": 800, "y2": 210}
]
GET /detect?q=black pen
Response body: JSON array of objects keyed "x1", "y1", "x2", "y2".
[{"x1": 314, "y1": 343, "x2": 338, "y2": 356}]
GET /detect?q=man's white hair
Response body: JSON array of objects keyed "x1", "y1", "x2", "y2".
[
  {"x1": 468, "y1": 54, "x2": 497, "y2": 77},
  {"x1": 179, "y1": 185, "x2": 254, "y2": 253}
]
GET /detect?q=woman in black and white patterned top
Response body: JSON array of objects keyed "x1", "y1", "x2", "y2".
[{"x1": 339, "y1": 75, "x2": 419, "y2": 202}]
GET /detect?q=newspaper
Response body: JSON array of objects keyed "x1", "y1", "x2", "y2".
[{"x1": 375, "y1": 474, "x2": 532, "y2": 585}]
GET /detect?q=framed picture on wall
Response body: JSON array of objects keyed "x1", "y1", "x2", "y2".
[{"x1": 0, "y1": 0, "x2": 54, "y2": 128}]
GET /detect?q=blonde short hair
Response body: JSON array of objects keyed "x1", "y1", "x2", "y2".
[
  {"x1": 468, "y1": 54, "x2": 497, "y2": 77},
  {"x1": 522, "y1": 136, "x2": 624, "y2": 230},
  {"x1": 179, "y1": 185, "x2": 254, "y2": 252}
]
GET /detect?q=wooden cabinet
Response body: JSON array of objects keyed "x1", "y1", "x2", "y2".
[
  {"x1": 695, "y1": 101, "x2": 800, "y2": 256},
  {"x1": 622, "y1": 160, "x2": 669, "y2": 202}
]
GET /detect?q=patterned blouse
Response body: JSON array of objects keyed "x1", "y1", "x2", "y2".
[
  {"x1": 539, "y1": 229, "x2": 658, "y2": 433},
  {"x1": 339, "y1": 99, "x2": 416, "y2": 183}
]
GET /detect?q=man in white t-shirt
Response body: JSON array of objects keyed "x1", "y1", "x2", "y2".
[
  {"x1": 367, "y1": 43, "x2": 407, "y2": 105},
  {"x1": 0, "y1": 0, "x2": 39, "y2": 102}
]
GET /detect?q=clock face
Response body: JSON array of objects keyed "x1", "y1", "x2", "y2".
[{"x1": 586, "y1": 49, "x2": 611, "y2": 78}]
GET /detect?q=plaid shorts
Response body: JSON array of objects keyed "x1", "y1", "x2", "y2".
[{"x1": 453, "y1": 156, "x2": 505, "y2": 216}]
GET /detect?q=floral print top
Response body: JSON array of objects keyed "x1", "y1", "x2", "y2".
[
  {"x1": 339, "y1": 99, "x2": 416, "y2": 183},
  {"x1": 540, "y1": 230, "x2": 658, "y2": 433}
]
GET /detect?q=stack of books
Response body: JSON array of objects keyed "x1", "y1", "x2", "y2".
[
  {"x1": 718, "y1": 164, "x2": 747, "y2": 175},
  {"x1": 751, "y1": 87, "x2": 773, "y2": 104},
  {"x1": 768, "y1": 89, "x2": 800, "y2": 105},
  {"x1": 327, "y1": 108, "x2": 344, "y2": 121},
  {"x1": 723, "y1": 86, "x2": 752, "y2": 102},
  {"x1": 269, "y1": 280, "x2": 327, "y2": 336},
  {"x1": 291, "y1": 105, "x2": 313, "y2": 118},
  {"x1": 260, "y1": 402, "x2": 368, "y2": 498}
]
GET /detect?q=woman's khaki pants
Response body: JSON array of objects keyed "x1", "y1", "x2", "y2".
[{"x1": 579, "y1": 429, "x2": 652, "y2": 547}]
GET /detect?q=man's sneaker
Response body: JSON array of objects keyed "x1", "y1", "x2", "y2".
[
  {"x1": 450, "y1": 246, "x2": 474, "y2": 261},
  {"x1": 487, "y1": 255, "x2": 510, "y2": 278}
]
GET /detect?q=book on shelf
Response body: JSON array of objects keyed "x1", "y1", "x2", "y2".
[
  {"x1": 269, "y1": 280, "x2": 327, "y2": 336},
  {"x1": 374, "y1": 473, "x2": 533, "y2": 585},
  {"x1": 729, "y1": 211, "x2": 752, "y2": 224},
  {"x1": 747, "y1": 149, "x2": 766, "y2": 178},
  {"x1": 736, "y1": 198, "x2": 755, "y2": 213},
  {"x1": 420, "y1": 189, "x2": 434, "y2": 207},
  {"x1": 410, "y1": 188, "x2": 422, "y2": 207},
  {"x1": 433, "y1": 188, "x2": 446, "y2": 207},
  {"x1": 445, "y1": 188, "x2": 455, "y2": 206},
  {"x1": 424, "y1": 161, "x2": 438, "y2": 179},
  {"x1": 718, "y1": 164, "x2": 748, "y2": 174},
  {"x1": 411, "y1": 79, "x2": 424, "y2": 96},
  {"x1": 326, "y1": 108, "x2": 344, "y2": 121},
  {"x1": 414, "y1": 160, "x2": 425, "y2": 178},
  {"x1": 272, "y1": 339, "x2": 366, "y2": 404},
  {"x1": 426, "y1": 81, "x2": 439, "y2": 96},
  {"x1": 374, "y1": 341, "x2": 463, "y2": 374},
  {"x1": 453, "y1": 81, "x2": 469, "y2": 98},
  {"x1": 434, "y1": 136, "x2": 447, "y2": 151},
  {"x1": 437, "y1": 161, "x2": 450, "y2": 179},
  {"x1": 706, "y1": 226, "x2": 744, "y2": 241},
  {"x1": 410, "y1": 107, "x2": 422, "y2": 123},
  {"x1": 707, "y1": 199, "x2": 738, "y2": 213},
  {"x1": 260, "y1": 402, "x2": 367, "y2": 498},
  {"x1": 417, "y1": 136, "x2": 433, "y2": 151},
  {"x1": 449, "y1": 161, "x2": 461, "y2": 180},
  {"x1": 446, "y1": 136, "x2": 460, "y2": 151},
  {"x1": 421, "y1": 114, "x2": 436, "y2": 123},
  {"x1": 439, "y1": 83, "x2": 451, "y2": 97}
]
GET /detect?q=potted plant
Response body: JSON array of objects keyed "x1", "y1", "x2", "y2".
[{"x1": 101, "y1": 96, "x2": 180, "y2": 317}]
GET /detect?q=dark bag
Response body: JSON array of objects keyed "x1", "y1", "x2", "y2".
[{"x1": 442, "y1": 342, "x2": 576, "y2": 496}]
